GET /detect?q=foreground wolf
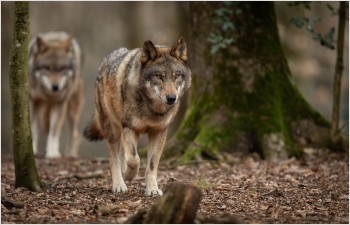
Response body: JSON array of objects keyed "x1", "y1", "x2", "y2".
[
  {"x1": 28, "y1": 31, "x2": 84, "y2": 158},
  {"x1": 83, "y1": 37, "x2": 191, "y2": 196}
]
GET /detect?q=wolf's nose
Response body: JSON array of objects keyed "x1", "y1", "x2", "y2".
[
  {"x1": 52, "y1": 84, "x2": 59, "y2": 92},
  {"x1": 166, "y1": 94, "x2": 176, "y2": 105}
]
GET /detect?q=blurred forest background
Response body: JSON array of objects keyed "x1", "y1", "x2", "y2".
[{"x1": 1, "y1": 2, "x2": 348, "y2": 157}]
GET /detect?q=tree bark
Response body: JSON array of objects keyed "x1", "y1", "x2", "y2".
[
  {"x1": 167, "y1": 2, "x2": 331, "y2": 162},
  {"x1": 9, "y1": 2, "x2": 41, "y2": 192},
  {"x1": 126, "y1": 183, "x2": 202, "y2": 224},
  {"x1": 331, "y1": 1, "x2": 347, "y2": 145}
]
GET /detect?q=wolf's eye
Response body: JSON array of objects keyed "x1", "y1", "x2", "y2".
[
  {"x1": 38, "y1": 65, "x2": 51, "y2": 71},
  {"x1": 154, "y1": 73, "x2": 163, "y2": 80},
  {"x1": 55, "y1": 65, "x2": 73, "y2": 72},
  {"x1": 174, "y1": 72, "x2": 183, "y2": 79},
  {"x1": 58, "y1": 66, "x2": 72, "y2": 73}
]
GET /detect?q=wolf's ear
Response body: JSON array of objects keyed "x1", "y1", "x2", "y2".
[
  {"x1": 170, "y1": 37, "x2": 187, "y2": 64},
  {"x1": 36, "y1": 36, "x2": 48, "y2": 53},
  {"x1": 63, "y1": 35, "x2": 73, "y2": 51},
  {"x1": 141, "y1": 40, "x2": 160, "y2": 65}
]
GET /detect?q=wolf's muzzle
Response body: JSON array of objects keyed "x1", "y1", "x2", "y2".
[
  {"x1": 166, "y1": 94, "x2": 176, "y2": 105},
  {"x1": 52, "y1": 84, "x2": 59, "y2": 92}
]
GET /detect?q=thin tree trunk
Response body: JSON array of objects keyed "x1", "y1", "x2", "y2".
[
  {"x1": 9, "y1": 2, "x2": 41, "y2": 192},
  {"x1": 331, "y1": 1, "x2": 347, "y2": 144}
]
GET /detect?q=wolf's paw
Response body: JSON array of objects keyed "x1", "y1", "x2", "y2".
[
  {"x1": 145, "y1": 188, "x2": 163, "y2": 197},
  {"x1": 45, "y1": 151, "x2": 61, "y2": 158},
  {"x1": 112, "y1": 183, "x2": 128, "y2": 193}
]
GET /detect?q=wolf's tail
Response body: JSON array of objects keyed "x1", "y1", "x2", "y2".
[{"x1": 83, "y1": 119, "x2": 103, "y2": 141}]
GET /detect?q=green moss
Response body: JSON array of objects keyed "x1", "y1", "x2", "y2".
[
  {"x1": 180, "y1": 124, "x2": 219, "y2": 162},
  {"x1": 194, "y1": 175, "x2": 212, "y2": 190}
]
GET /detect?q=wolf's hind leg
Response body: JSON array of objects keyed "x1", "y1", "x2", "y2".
[
  {"x1": 107, "y1": 141, "x2": 127, "y2": 193},
  {"x1": 68, "y1": 84, "x2": 84, "y2": 157},
  {"x1": 122, "y1": 128, "x2": 140, "y2": 181}
]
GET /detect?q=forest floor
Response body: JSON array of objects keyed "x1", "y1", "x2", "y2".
[{"x1": 1, "y1": 148, "x2": 349, "y2": 224}]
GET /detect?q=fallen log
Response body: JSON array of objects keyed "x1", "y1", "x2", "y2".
[
  {"x1": 126, "y1": 183, "x2": 202, "y2": 223},
  {"x1": 1, "y1": 195, "x2": 25, "y2": 209},
  {"x1": 195, "y1": 213, "x2": 242, "y2": 224}
]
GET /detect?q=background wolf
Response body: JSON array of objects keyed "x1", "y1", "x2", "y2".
[
  {"x1": 84, "y1": 37, "x2": 191, "y2": 196},
  {"x1": 28, "y1": 31, "x2": 84, "y2": 158}
]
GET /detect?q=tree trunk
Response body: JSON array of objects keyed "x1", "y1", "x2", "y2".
[
  {"x1": 167, "y1": 2, "x2": 331, "y2": 162},
  {"x1": 331, "y1": 1, "x2": 347, "y2": 146},
  {"x1": 9, "y1": 2, "x2": 41, "y2": 192}
]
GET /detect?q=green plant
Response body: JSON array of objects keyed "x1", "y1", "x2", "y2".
[
  {"x1": 289, "y1": 2, "x2": 342, "y2": 50},
  {"x1": 207, "y1": 2, "x2": 242, "y2": 55}
]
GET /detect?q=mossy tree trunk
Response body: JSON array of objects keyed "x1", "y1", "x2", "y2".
[
  {"x1": 168, "y1": 2, "x2": 331, "y2": 162},
  {"x1": 9, "y1": 2, "x2": 41, "y2": 191}
]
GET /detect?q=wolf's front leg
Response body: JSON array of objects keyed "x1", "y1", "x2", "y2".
[
  {"x1": 121, "y1": 128, "x2": 140, "y2": 181},
  {"x1": 46, "y1": 104, "x2": 67, "y2": 158},
  {"x1": 107, "y1": 141, "x2": 127, "y2": 193},
  {"x1": 145, "y1": 129, "x2": 167, "y2": 196}
]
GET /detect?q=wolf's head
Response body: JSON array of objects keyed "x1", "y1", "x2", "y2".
[
  {"x1": 29, "y1": 32, "x2": 79, "y2": 96},
  {"x1": 140, "y1": 37, "x2": 191, "y2": 111}
]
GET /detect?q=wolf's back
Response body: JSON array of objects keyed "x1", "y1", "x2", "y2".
[
  {"x1": 98, "y1": 48, "x2": 128, "y2": 73},
  {"x1": 84, "y1": 47, "x2": 141, "y2": 142},
  {"x1": 97, "y1": 48, "x2": 142, "y2": 84}
]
